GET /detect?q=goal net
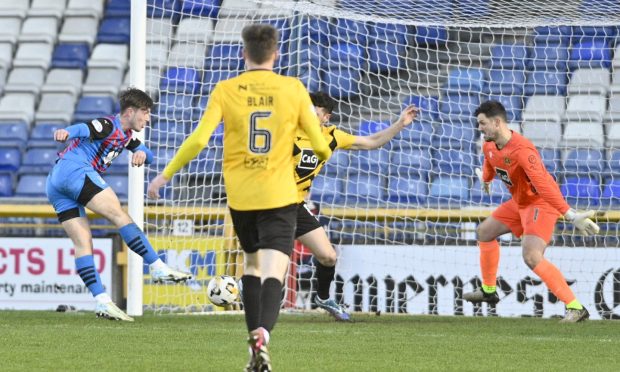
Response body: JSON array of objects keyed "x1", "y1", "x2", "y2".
[{"x1": 141, "y1": 0, "x2": 620, "y2": 319}]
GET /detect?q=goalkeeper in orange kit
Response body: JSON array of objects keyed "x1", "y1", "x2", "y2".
[{"x1": 464, "y1": 100, "x2": 600, "y2": 322}]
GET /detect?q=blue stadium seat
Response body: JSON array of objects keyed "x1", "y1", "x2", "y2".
[
  {"x1": 572, "y1": 26, "x2": 617, "y2": 40},
  {"x1": 19, "y1": 148, "x2": 57, "y2": 175},
  {"x1": 205, "y1": 43, "x2": 244, "y2": 70},
  {"x1": 153, "y1": 148, "x2": 177, "y2": 170},
  {"x1": 105, "y1": 175, "x2": 128, "y2": 199},
  {"x1": 602, "y1": 177, "x2": 620, "y2": 207},
  {"x1": 389, "y1": 146, "x2": 432, "y2": 179},
  {"x1": 322, "y1": 68, "x2": 361, "y2": 99},
  {"x1": 327, "y1": 42, "x2": 366, "y2": 69},
  {"x1": 489, "y1": 44, "x2": 528, "y2": 70},
  {"x1": 444, "y1": 67, "x2": 486, "y2": 93},
  {"x1": 560, "y1": 175, "x2": 601, "y2": 207},
  {"x1": 0, "y1": 172, "x2": 13, "y2": 196},
  {"x1": 538, "y1": 148, "x2": 561, "y2": 175},
  {"x1": 74, "y1": 96, "x2": 115, "y2": 122},
  {"x1": 488, "y1": 95, "x2": 523, "y2": 121},
  {"x1": 358, "y1": 120, "x2": 390, "y2": 136},
  {"x1": 533, "y1": 26, "x2": 572, "y2": 46},
  {"x1": 148, "y1": 119, "x2": 189, "y2": 146},
  {"x1": 345, "y1": 173, "x2": 384, "y2": 204},
  {"x1": 440, "y1": 94, "x2": 481, "y2": 117},
  {"x1": 263, "y1": 18, "x2": 291, "y2": 45},
  {"x1": 349, "y1": 149, "x2": 390, "y2": 173},
  {"x1": 415, "y1": 26, "x2": 448, "y2": 45},
  {"x1": 563, "y1": 148, "x2": 606, "y2": 173},
  {"x1": 368, "y1": 41, "x2": 405, "y2": 73},
  {"x1": 428, "y1": 175, "x2": 470, "y2": 205},
  {"x1": 432, "y1": 121, "x2": 477, "y2": 149},
  {"x1": 387, "y1": 176, "x2": 427, "y2": 204},
  {"x1": 147, "y1": 0, "x2": 182, "y2": 23},
  {"x1": 527, "y1": 45, "x2": 569, "y2": 71},
  {"x1": 97, "y1": 17, "x2": 130, "y2": 44},
  {"x1": 322, "y1": 151, "x2": 349, "y2": 176},
  {"x1": 523, "y1": 70, "x2": 568, "y2": 96},
  {"x1": 201, "y1": 69, "x2": 238, "y2": 94},
  {"x1": 432, "y1": 149, "x2": 475, "y2": 175},
  {"x1": 15, "y1": 175, "x2": 47, "y2": 197},
  {"x1": 402, "y1": 95, "x2": 439, "y2": 121},
  {"x1": 154, "y1": 94, "x2": 194, "y2": 121},
  {"x1": 181, "y1": 0, "x2": 220, "y2": 18},
  {"x1": 371, "y1": 23, "x2": 409, "y2": 45},
  {"x1": 160, "y1": 67, "x2": 201, "y2": 94},
  {"x1": 608, "y1": 150, "x2": 620, "y2": 175},
  {"x1": 51, "y1": 43, "x2": 90, "y2": 69},
  {"x1": 309, "y1": 174, "x2": 344, "y2": 204},
  {"x1": 331, "y1": 19, "x2": 369, "y2": 45},
  {"x1": 105, "y1": 0, "x2": 131, "y2": 17},
  {"x1": 471, "y1": 178, "x2": 510, "y2": 205},
  {"x1": 188, "y1": 147, "x2": 222, "y2": 174},
  {"x1": 298, "y1": 67, "x2": 321, "y2": 94},
  {"x1": 299, "y1": 43, "x2": 324, "y2": 67},
  {"x1": 0, "y1": 148, "x2": 21, "y2": 172},
  {"x1": 569, "y1": 38, "x2": 612, "y2": 70},
  {"x1": 299, "y1": 17, "x2": 331, "y2": 44},
  {"x1": 28, "y1": 123, "x2": 66, "y2": 149},
  {"x1": 0, "y1": 123, "x2": 28, "y2": 150},
  {"x1": 488, "y1": 70, "x2": 526, "y2": 95},
  {"x1": 106, "y1": 149, "x2": 131, "y2": 175}
]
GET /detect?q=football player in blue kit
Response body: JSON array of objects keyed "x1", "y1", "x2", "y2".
[{"x1": 46, "y1": 88, "x2": 191, "y2": 321}]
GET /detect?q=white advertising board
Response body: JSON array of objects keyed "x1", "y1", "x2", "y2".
[{"x1": 0, "y1": 238, "x2": 113, "y2": 310}]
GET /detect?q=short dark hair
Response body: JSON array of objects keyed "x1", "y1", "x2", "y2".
[
  {"x1": 309, "y1": 92, "x2": 336, "y2": 114},
  {"x1": 242, "y1": 24, "x2": 278, "y2": 64},
  {"x1": 119, "y1": 88, "x2": 153, "y2": 112},
  {"x1": 474, "y1": 100, "x2": 507, "y2": 122}
]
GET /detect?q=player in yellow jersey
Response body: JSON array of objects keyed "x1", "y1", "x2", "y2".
[
  {"x1": 147, "y1": 24, "x2": 331, "y2": 372},
  {"x1": 294, "y1": 92, "x2": 419, "y2": 321}
]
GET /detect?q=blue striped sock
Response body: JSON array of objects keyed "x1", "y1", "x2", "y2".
[
  {"x1": 119, "y1": 223, "x2": 159, "y2": 264},
  {"x1": 75, "y1": 255, "x2": 105, "y2": 297}
]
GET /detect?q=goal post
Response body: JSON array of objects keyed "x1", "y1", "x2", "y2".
[{"x1": 132, "y1": 0, "x2": 620, "y2": 318}]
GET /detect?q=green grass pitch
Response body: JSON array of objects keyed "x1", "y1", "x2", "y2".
[{"x1": 0, "y1": 311, "x2": 619, "y2": 371}]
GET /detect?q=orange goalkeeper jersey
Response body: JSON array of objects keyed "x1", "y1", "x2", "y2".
[{"x1": 481, "y1": 131, "x2": 570, "y2": 214}]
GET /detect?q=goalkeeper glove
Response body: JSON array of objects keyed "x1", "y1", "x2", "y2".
[
  {"x1": 475, "y1": 168, "x2": 490, "y2": 195},
  {"x1": 563, "y1": 209, "x2": 600, "y2": 236}
]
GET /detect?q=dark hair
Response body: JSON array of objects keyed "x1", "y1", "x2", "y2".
[
  {"x1": 119, "y1": 88, "x2": 153, "y2": 112},
  {"x1": 242, "y1": 24, "x2": 278, "y2": 64},
  {"x1": 474, "y1": 100, "x2": 507, "y2": 122},
  {"x1": 309, "y1": 92, "x2": 336, "y2": 114}
]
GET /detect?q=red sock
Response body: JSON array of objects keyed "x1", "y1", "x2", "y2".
[
  {"x1": 533, "y1": 259, "x2": 576, "y2": 305},
  {"x1": 479, "y1": 240, "x2": 500, "y2": 287}
]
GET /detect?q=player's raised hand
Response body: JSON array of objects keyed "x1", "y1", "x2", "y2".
[
  {"x1": 54, "y1": 129, "x2": 70, "y2": 142},
  {"x1": 475, "y1": 167, "x2": 490, "y2": 195},
  {"x1": 147, "y1": 174, "x2": 170, "y2": 200},
  {"x1": 398, "y1": 105, "x2": 419, "y2": 127},
  {"x1": 564, "y1": 209, "x2": 600, "y2": 236},
  {"x1": 131, "y1": 151, "x2": 147, "y2": 167}
]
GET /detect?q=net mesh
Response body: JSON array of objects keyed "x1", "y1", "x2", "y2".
[{"x1": 142, "y1": 0, "x2": 620, "y2": 318}]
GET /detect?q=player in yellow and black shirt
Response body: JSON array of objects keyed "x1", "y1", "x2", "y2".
[
  {"x1": 295, "y1": 92, "x2": 419, "y2": 321},
  {"x1": 147, "y1": 24, "x2": 330, "y2": 372}
]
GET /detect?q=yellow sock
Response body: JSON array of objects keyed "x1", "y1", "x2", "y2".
[
  {"x1": 567, "y1": 299, "x2": 583, "y2": 310},
  {"x1": 481, "y1": 284, "x2": 496, "y2": 294}
]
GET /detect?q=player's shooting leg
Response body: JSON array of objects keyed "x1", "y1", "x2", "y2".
[
  {"x1": 85, "y1": 187, "x2": 132, "y2": 227},
  {"x1": 61, "y1": 216, "x2": 93, "y2": 257},
  {"x1": 298, "y1": 227, "x2": 336, "y2": 267}
]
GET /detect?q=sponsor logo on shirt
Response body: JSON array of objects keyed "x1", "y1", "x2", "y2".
[
  {"x1": 91, "y1": 119, "x2": 103, "y2": 132},
  {"x1": 298, "y1": 149, "x2": 319, "y2": 170}
]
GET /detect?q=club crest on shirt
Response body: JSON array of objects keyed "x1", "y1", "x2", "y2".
[
  {"x1": 298, "y1": 149, "x2": 319, "y2": 170},
  {"x1": 91, "y1": 119, "x2": 103, "y2": 132},
  {"x1": 504, "y1": 157, "x2": 511, "y2": 165}
]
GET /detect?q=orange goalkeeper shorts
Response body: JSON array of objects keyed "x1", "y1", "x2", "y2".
[{"x1": 491, "y1": 199, "x2": 560, "y2": 243}]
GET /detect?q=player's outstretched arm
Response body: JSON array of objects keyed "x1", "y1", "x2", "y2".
[
  {"x1": 563, "y1": 209, "x2": 601, "y2": 236},
  {"x1": 53, "y1": 124, "x2": 90, "y2": 142},
  {"x1": 349, "y1": 105, "x2": 419, "y2": 150}
]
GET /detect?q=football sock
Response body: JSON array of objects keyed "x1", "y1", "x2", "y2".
[
  {"x1": 259, "y1": 277, "x2": 283, "y2": 333},
  {"x1": 567, "y1": 299, "x2": 584, "y2": 310},
  {"x1": 119, "y1": 223, "x2": 159, "y2": 264},
  {"x1": 95, "y1": 293, "x2": 112, "y2": 304},
  {"x1": 314, "y1": 258, "x2": 335, "y2": 300},
  {"x1": 533, "y1": 259, "x2": 578, "y2": 307},
  {"x1": 75, "y1": 255, "x2": 105, "y2": 297},
  {"x1": 241, "y1": 275, "x2": 261, "y2": 332},
  {"x1": 479, "y1": 240, "x2": 500, "y2": 292}
]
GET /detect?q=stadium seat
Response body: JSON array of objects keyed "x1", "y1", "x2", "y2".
[
  {"x1": 160, "y1": 67, "x2": 201, "y2": 95},
  {"x1": 538, "y1": 148, "x2": 561, "y2": 175},
  {"x1": 299, "y1": 16, "x2": 331, "y2": 44},
  {"x1": 402, "y1": 95, "x2": 439, "y2": 121},
  {"x1": 532, "y1": 26, "x2": 572, "y2": 46},
  {"x1": 488, "y1": 95, "x2": 523, "y2": 122},
  {"x1": 182, "y1": 0, "x2": 220, "y2": 17},
  {"x1": 105, "y1": 0, "x2": 131, "y2": 17},
  {"x1": 440, "y1": 94, "x2": 481, "y2": 117},
  {"x1": 371, "y1": 23, "x2": 409, "y2": 45},
  {"x1": 327, "y1": 42, "x2": 366, "y2": 69},
  {"x1": 201, "y1": 70, "x2": 238, "y2": 94},
  {"x1": 393, "y1": 120, "x2": 434, "y2": 147},
  {"x1": 0, "y1": 43, "x2": 13, "y2": 73},
  {"x1": 522, "y1": 95, "x2": 566, "y2": 122},
  {"x1": 432, "y1": 120, "x2": 477, "y2": 149},
  {"x1": 0, "y1": 147, "x2": 21, "y2": 172},
  {"x1": 51, "y1": 43, "x2": 90, "y2": 70},
  {"x1": 147, "y1": 19, "x2": 173, "y2": 46},
  {"x1": 36, "y1": 93, "x2": 77, "y2": 124},
  {"x1": 345, "y1": 173, "x2": 384, "y2": 205},
  {"x1": 368, "y1": 41, "x2": 405, "y2": 73},
  {"x1": 386, "y1": 176, "x2": 427, "y2": 204},
  {"x1": 176, "y1": 18, "x2": 215, "y2": 44},
  {"x1": 562, "y1": 120, "x2": 605, "y2": 147},
  {"x1": 297, "y1": 66, "x2": 321, "y2": 94},
  {"x1": 349, "y1": 149, "x2": 390, "y2": 173},
  {"x1": 0, "y1": 93, "x2": 36, "y2": 125},
  {"x1": 569, "y1": 38, "x2": 612, "y2": 70},
  {"x1": 522, "y1": 121, "x2": 562, "y2": 147},
  {"x1": 602, "y1": 177, "x2": 620, "y2": 207},
  {"x1": 19, "y1": 148, "x2": 57, "y2": 175},
  {"x1": 58, "y1": 17, "x2": 99, "y2": 47},
  {"x1": 155, "y1": 94, "x2": 194, "y2": 121},
  {"x1": 167, "y1": 42, "x2": 207, "y2": 70},
  {"x1": 415, "y1": 26, "x2": 448, "y2": 46},
  {"x1": 212, "y1": 17, "x2": 250, "y2": 43},
  {"x1": 188, "y1": 147, "x2": 223, "y2": 174},
  {"x1": 0, "y1": 123, "x2": 28, "y2": 150},
  {"x1": 15, "y1": 174, "x2": 48, "y2": 197},
  {"x1": 527, "y1": 44, "x2": 569, "y2": 71},
  {"x1": 205, "y1": 43, "x2": 244, "y2": 70},
  {"x1": 567, "y1": 68, "x2": 610, "y2": 95},
  {"x1": 82, "y1": 68, "x2": 124, "y2": 97},
  {"x1": 607, "y1": 123, "x2": 620, "y2": 148},
  {"x1": 0, "y1": 172, "x2": 13, "y2": 196},
  {"x1": 428, "y1": 175, "x2": 470, "y2": 206},
  {"x1": 18, "y1": 17, "x2": 59, "y2": 45},
  {"x1": 65, "y1": 0, "x2": 105, "y2": 18},
  {"x1": 389, "y1": 146, "x2": 432, "y2": 179},
  {"x1": 489, "y1": 43, "x2": 528, "y2": 70},
  {"x1": 358, "y1": 120, "x2": 390, "y2": 136},
  {"x1": 331, "y1": 18, "x2": 369, "y2": 44},
  {"x1": 41, "y1": 69, "x2": 83, "y2": 98},
  {"x1": 444, "y1": 67, "x2": 486, "y2": 94},
  {"x1": 607, "y1": 150, "x2": 620, "y2": 175},
  {"x1": 560, "y1": 175, "x2": 600, "y2": 207},
  {"x1": 73, "y1": 96, "x2": 115, "y2": 122},
  {"x1": 309, "y1": 174, "x2": 344, "y2": 204},
  {"x1": 97, "y1": 17, "x2": 130, "y2": 44},
  {"x1": 29, "y1": 0, "x2": 67, "y2": 19},
  {"x1": 4, "y1": 68, "x2": 46, "y2": 96},
  {"x1": 105, "y1": 175, "x2": 129, "y2": 199},
  {"x1": 563, "y1": 148, "x2": 606, "y2": 174},
  {"x1": 432, "y1": 149, "x2": 475, "y2": 175},
  {"x1": 487, "y1": 69, "x2": 526, "y2": 95},
  {"x1": 471, "y1": 178, "x2": 509, "y2": 205},
  {"x1": 106, "y1": 149, "x2": 131, "y2": 175},
  {"x1": 0, "y1": 0, "x2": 29, "y2": 18},
  {"x1": 148, "y1": 0, "x2": 182, "y2": 23},
  {"x1": 322, "y1": 151, "x2": 349, "y2": 176},
  {"x1": 88, "y1": 44, "x2": 128, "y2": 70},
  {"x1": 573, "y1": 26, "x2": 617, "y2": 40},
  {"x1": 28, "y1": 123, "x2": 66, "y2": 149},
  {"x1": 146, "y1": 42, "x2": 169, "y2": 68},
  {"x1": 13, "y1": 42, "x2": 53, "y2": 70},
  {"x1": 564, "y1": 95, "x2": 606, "y2": 122},
  {"x1": 523, "y1": 70, "x2": 568, "y2": 96},
  {"x1": 0, "y1": 17, "x2": 21, "y2": 45},
  {"x1": 322, "y1": 68, "x2": 361, "y2": 99},
  {"x1": 299, "y1": 43, "x2": 324, "y2": 67}
]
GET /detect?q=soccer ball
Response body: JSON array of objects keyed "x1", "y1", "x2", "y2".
[{"x1": 207, "y1": 275, "x2": 239, "y2": 306}]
